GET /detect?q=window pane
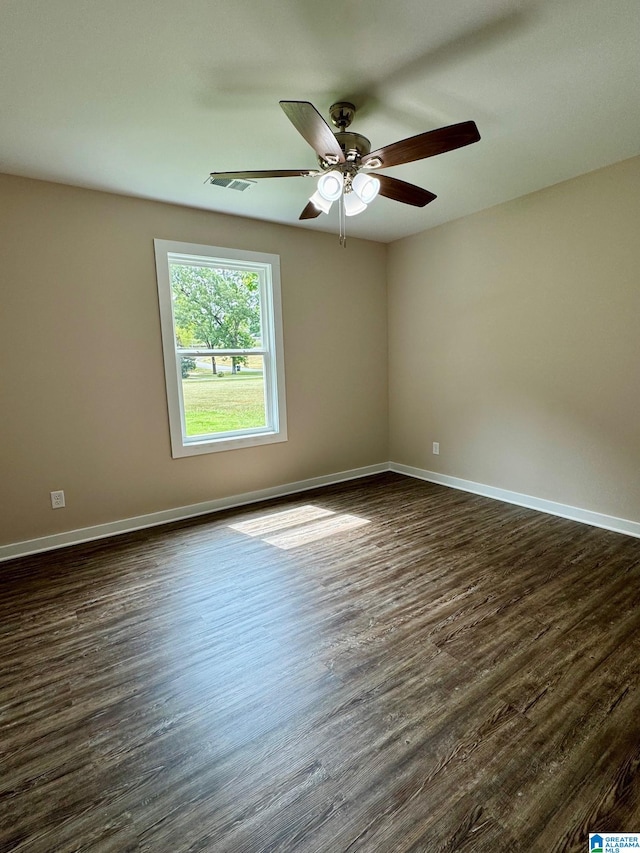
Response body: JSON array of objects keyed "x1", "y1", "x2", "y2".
[
  {"x1": 169, "y1": 263, "x2": 263, "y2": 349},
  {"x1": 180, "y1": 355, "x2": 267, "y2": 437}
]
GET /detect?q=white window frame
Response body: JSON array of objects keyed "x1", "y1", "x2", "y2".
[{"x1": 154, "y1": 239, "x2": 287, "y2": 457}]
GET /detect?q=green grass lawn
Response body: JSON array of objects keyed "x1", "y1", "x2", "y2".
[{"x1": 182, "y1": 372, "x2": 266, "y2": 435}]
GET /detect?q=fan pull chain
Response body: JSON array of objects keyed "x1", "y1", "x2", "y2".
[{"x1": 339, "y1": 194, "x2": 347, "y2": 247}]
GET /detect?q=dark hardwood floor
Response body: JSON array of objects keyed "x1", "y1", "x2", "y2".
[{"x1": 2, "y1": 473, "x2": 640, "y2": 852}]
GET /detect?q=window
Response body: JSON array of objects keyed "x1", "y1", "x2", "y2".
[{"x1": 154, "y1": 240, "x2": 287, "y2": 457}]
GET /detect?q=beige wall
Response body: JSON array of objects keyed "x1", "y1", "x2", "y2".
[
  {"x1": 388, "y1": 155, "x2": 640, "y2": 521},
  {"x1": 4, "y1": 154, "x2": 640, "y2": 550},
  {"x1": 0, "y1": 174, "x2": 388, "y2": 546}
]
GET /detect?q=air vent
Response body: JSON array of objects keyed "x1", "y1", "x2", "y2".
[{"x1": 209, "y1": 178, "x2": 256, "y2": 191}]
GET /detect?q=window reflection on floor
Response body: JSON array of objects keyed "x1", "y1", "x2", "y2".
[{"x1": 230, "y1": 504, "x2": 370, "y2": 549}]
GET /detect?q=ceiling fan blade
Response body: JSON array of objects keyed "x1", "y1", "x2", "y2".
[
  {"x1": 209, "y1": 169, "x2": 315, "y2": 181},
  {"x1": 363, "y1": 120, "x2": 480, "y2": 168},
  {"x1": 280, "y1": 101, "x2": 345, "y2": 164},
  {"x1": 299, "y1": 201, "x2": 322, "y2": 220},
  {"x1": 376, "y1": 175, "x2": 436, "y2": 207}
]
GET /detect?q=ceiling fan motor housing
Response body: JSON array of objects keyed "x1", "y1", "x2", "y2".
[
  {"x1": 319, "y1": 131, "x2": 372, "y2": 173},
  {"x1": 335, "y1": 131, "x2": 371, "y2": 161}
]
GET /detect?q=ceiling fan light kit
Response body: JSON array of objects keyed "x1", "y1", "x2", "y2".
[
  {"x1": 352, "y1": 172, "x2": 380, "y2": 204},
  {"x1": 208, "y1": 100, "x2": 480, "y2": 246},
  {"x1": 343, "y1": 191, "x2": 368, "y2": 217},
  {"x1": 317, "y1": 170, "x2": 344, "y2": 202},
  {"x1": 308, "y1": 189, "x2": 333, "y2": 214}
]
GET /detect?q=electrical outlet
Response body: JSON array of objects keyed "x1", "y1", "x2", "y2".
[
  {"x1": 50, "y1": 490, "x2": 66, "y2": 509},
  {"x1": 432, "y1": 442, "x2": 440, "y2": 455}
]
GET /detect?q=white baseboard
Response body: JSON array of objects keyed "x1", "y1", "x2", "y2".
[
  {"x1": 0, "y1": 463, "x2": 388, "y2": 563},
  {"x1": 4, "y1": 461, "x2": 639, "y2": 563},
  {"x1": 389, "y1": 462, "x2": 640, "y2": 539}
]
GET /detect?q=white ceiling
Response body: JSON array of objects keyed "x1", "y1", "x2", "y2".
[{"x1": 1, "y1": 0, "x2": 639, "y2": 243}]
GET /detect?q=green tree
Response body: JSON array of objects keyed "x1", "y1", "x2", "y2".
[
  {"x1": 170, "y1": 265, "x2": 261, "y2": 375},
  {"x1": 180, "y1": 356, "x2": 196, "y2": 378}
]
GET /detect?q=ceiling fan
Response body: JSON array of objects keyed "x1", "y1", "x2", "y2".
[{"x1": 208, "y1": 101, "x2": 480, "y2": 243}]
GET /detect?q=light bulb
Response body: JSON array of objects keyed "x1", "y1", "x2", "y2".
[
  {"x1": 344, "y1": 192, "x2": 367, "y2": 216},
  {"x1": 352, "y1": 173, "x2": 380, "y2": 204},
  {"x1": 309, "y1": 190, "x2": 332, "y2": 214},
  {"x1": 317, "y1": 171, "x2": 343, "y2": 202}
]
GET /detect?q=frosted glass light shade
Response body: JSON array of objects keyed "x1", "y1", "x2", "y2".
[
  {"x1": 352, "y1": 173, "x2": 380, "y2": 204},
  {"x1": 317, "y1": 171, "x2": 343, "y2": 202},
  {"x1": 309, "y1": 190, "x2": 333, "y2": 214},
  {"x1": 344, "y1": 192, "x2": 367, "y2": 216}
]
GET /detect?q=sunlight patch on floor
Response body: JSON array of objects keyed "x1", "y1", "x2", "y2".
[
  {"x1": 229, "y1": 505, "x2": 334, "y2": 536},
  {"x1": 229, "y1": 504, "x2": 370, "y2": 549}
]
